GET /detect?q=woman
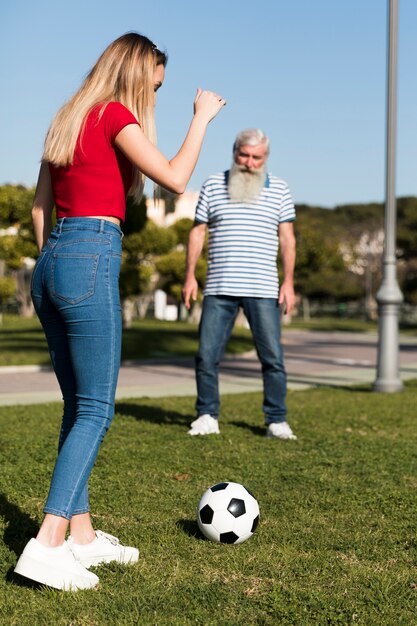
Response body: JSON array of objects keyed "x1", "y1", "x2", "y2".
[{"x1": 14, "y1": 32, "x2": 225, "y2": 591}]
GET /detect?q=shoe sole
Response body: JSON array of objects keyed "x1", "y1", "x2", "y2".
[
  {"x1": 14, "y1": 554, "x2": 99, "y2": 590},
  {"x1": 188, "y1": 430, "x2": 220, "y2": 436},
  {"x1": 79, "y1": 551, "x2": 139, "y2": 568},
  {"x1": 266, "y1": 432, "x2": 297, "y2": 440}
]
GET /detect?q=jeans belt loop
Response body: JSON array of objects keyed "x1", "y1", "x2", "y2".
[{"x1": 99, "y1": 219, "x2": 105, "y2": 234}]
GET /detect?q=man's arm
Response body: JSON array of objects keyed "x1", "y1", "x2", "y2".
[
  {"x1": 278, "y1": 221, "x2": 296, "y2": 314},
  {"x1": 182, "y1": 222, "x2": 207, "y2": 309}
]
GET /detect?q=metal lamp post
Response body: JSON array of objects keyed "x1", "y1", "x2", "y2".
[{"x1": 373, "y1": 0, "x2": 403, "y2": 392}]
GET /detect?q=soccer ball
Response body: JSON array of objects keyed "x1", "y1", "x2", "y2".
[{"x1": 196, "y1": 482, "x2": 260, "y2": 544}]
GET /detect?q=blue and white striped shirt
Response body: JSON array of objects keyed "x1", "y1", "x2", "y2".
[{"x1": 195, "y1": 171, "x2": 295, "y2": 298}]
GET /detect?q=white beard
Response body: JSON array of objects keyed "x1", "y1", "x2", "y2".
[{"x1": 227, "y1": 162, "x2": 267, "y2": 202}]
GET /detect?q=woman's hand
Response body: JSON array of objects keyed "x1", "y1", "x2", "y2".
[
  {"x1": 194, "y1": 88, "x2": 226, "y2": 123},
  {"x1": 115, "y1": 89, "x2": 226, "y2": 194}
]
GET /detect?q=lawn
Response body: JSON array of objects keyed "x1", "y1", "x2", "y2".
[
  {"x1": 0, "y1": 314, "x2": 403, "y2": 367},
  {"x1": 0, "y1": 315, "x2": 255, "y2": 366},
  {"x1": 0, "y1": 383, "x2": 416, "y2": 625}
]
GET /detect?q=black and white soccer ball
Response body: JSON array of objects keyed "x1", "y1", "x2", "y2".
[{"x1": 197, "y1": 482, "x2": 260, "y2": 544}]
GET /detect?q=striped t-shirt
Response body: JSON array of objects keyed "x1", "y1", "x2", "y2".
[{"x1": 195, "y1": 171, "x2": 295, "y2": 298}]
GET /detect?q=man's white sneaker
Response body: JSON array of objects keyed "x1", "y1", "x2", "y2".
[
  {"x1": 188, "y1": 414, "x2": 220, "y2": 436},
  {"x1": 13, "y1": 538, "x2": 99, "y2": 591},
  {"x1": 67, "y1": 530, "x2": 139, "y2": 568},
  {"x1": 266, "y1": 422, "x2": 297, "y2": 440}
]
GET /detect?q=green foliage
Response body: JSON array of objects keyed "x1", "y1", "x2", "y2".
[
  {"x1": 0, "y1": 234, "x2": 36, "y2": 270},
  {"x1": 1, "y1": 182, "x2": 417, "y2": 309},
  {"x1": 156, "y1": 248, "x2": 207, "y2": 304},
  {"x1": 401, "y1": 258, "x2": 417, "y2": 304},
  {"x1": 119, "y1": 263, "x2": 154, "y2": 300},
  {"x1": 123, "y1": 221, "x2": 177, "y2": 261},
  {"x1": 397, "y1": 196, "x2": 417, "y2": 261},
  {"x1": 0, "y1": 276, "x2": 16, "y2": 304},
  {"x1": 156, "y1": 222, "x2": 208, "y2": 304},
  {"x1": 294, "y1": 212, "x2": 363, "y2": 301},
  {"x1": 0, "y1": 184, "x2": 34, "y2": 228},
  {"x1": 155, "y1": 250, "x2": 186, "y2": 302},
  {"x1": 332, "y1": 201, "x2": 383, "y2": 235},
  {"x1": 168, "y1": 217, "x2": 194, "y2": 246},
  {"x1": 139, "y1": 220, "x2": 177, "y2": 256},
  {"x1": 0, "y1": 186, "x2": 38, "y2": 314},
  {"x1": 121, "y1": 221, "x2": 178, "y2": 298},
  {"x1": 0, "y1": 186, "x2": 37, "y2": 273},
  {"x1": 1, "y1": 384, "x2": 417, "y2": 624}
]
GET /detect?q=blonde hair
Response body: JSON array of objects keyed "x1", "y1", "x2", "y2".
[{"x1": 43, "y1": 32, "x2": 167, "y2": 201}]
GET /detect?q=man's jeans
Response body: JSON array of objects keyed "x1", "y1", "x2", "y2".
[
  {"x1": 31, "y1": 218, "x2": 122, "y2": 520},
  {"x1": 195, "y1": 295, "x2": 287, "y2": 424}
]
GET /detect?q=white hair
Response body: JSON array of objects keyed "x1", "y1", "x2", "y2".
[{"x1": 233, "y1": 128, "x2": 270, "y2": 156}]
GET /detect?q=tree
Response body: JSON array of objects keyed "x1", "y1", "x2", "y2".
[
  {"x1": 168, "y1": 217, "x2": 194, "y2": 246},
  {"x1": 294, "y1": 209, "x2": 362, "y2": 302},
  {"x1": 396, "y1": 197, "x2": 417, "y2": 303},
  {"x1": 0, "y1": 184, "x2": 34, "y2": 227},
  {"x1": 120, "y1": 219, "x2": 178, "y2": 326},
  {"x1": 0, "y1": 185, "x2": 37, "y2": 316},
  {"x1": 155, "y1": 250, "x2": 207, "y2": 304},
  {"x1": 156, "y1": 220, "x2": 208, "y2": 308},
  {"x1": 397, "y1": 196, "x2": 417, "y2": 261},
  {"x1": 0, "y1": 275, "x2": 16, "y2": 323}
]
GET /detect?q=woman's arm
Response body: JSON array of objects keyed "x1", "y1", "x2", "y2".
[
  {"x1": 32, "y1": 161, "x2": 55, "y2": 253},
  {"x1": 115, "y1": 89, "x2": 226, "y2": 194}
]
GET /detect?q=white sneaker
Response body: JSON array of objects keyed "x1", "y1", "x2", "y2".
[
  {"x1": 67, "y1": 530, "x2": 139, "y2": 568},
  {"x1": 266, "y1": 422, "x2": 297, "y2": 440},
  {"x1": 14, "y1": 538, "x2": 99, "y2": 591},
  {"x1": 188, "y1": 414, "x2": 220, "y2": 436}
]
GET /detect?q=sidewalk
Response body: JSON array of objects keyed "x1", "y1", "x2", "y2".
[{"x1": 1, "y1": 330, "x2": 417, "y2": 406}]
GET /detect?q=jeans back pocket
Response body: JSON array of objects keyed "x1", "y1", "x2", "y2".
[{"x1": 52, "y1": 253, "x2": 100, "y2": 304}]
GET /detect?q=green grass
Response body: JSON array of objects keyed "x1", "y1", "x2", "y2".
[
  {"x1": 0, "y1": 315, "x2": 255, "y2": 366},
  {"x1": 1, "y1": 383, "x2": 416, "y2": 624},
  {"x1": 0, "y1": 314, "x2": 378, "y2": 368},
  {"x1": 1, "y1": 314, "x2": 416, "y2": 367},
  {"x1": 287, "y1": 316, "x2": 378, "y2": 333},
  {"x1": 121, "y1": 319, "x2": 254, "y2": 361}
]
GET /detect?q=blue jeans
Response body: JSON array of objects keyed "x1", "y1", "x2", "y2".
[
  {"x1": 31, "y1": 218, "x2": 122, "y2": 519},
  {"x1": 195, "y1": 295, "x2": 287, "y2": 424}
]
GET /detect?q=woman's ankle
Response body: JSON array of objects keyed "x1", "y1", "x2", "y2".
[
  {"x1": 69, "y1": 512, "x2": 96, "y2": 544},
  {"x1": 36, "y1": 513, "x2": 69, "y2": 547}
]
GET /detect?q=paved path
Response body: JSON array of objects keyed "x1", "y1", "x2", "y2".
[{"x1": 1, "y1": 330, "x2": 417, "y2": 406}]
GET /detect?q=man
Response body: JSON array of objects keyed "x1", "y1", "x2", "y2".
[{"x1": 182, "y1": 129, "x2": 297, "y2": 439}]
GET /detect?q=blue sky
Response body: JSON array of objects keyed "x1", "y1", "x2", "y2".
[{"x1": 1, "y1": 0, "x2": 416, "y2": 207}]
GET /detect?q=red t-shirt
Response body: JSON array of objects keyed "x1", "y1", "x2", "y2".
[{"x1": 49, "y1": 102, "x2": 139, "y2": 222}]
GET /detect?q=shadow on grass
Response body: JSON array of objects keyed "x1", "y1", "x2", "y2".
[
  {"x1": 116, "y1": 402, "x2": 192, "y2": 426},
  {"x1": 229, "y1": 421, "x2": 265, "y2": 437},
  {"x1": 6, "y1": 567, "x2": 45, "y2": 590},
  {"x1": 0, "y1": 493, "x2": 39, "y2": 556},
  {"x1": 0, "y1": 493, "x2": 45, "y2": 588},
  {"x1": 176, "y1": 518, "x2": 204, "y2": 540}
]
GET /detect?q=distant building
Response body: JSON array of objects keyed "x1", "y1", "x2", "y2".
[{"x1": 146, "y1": 191, "x2": 199, "y2": 227}]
